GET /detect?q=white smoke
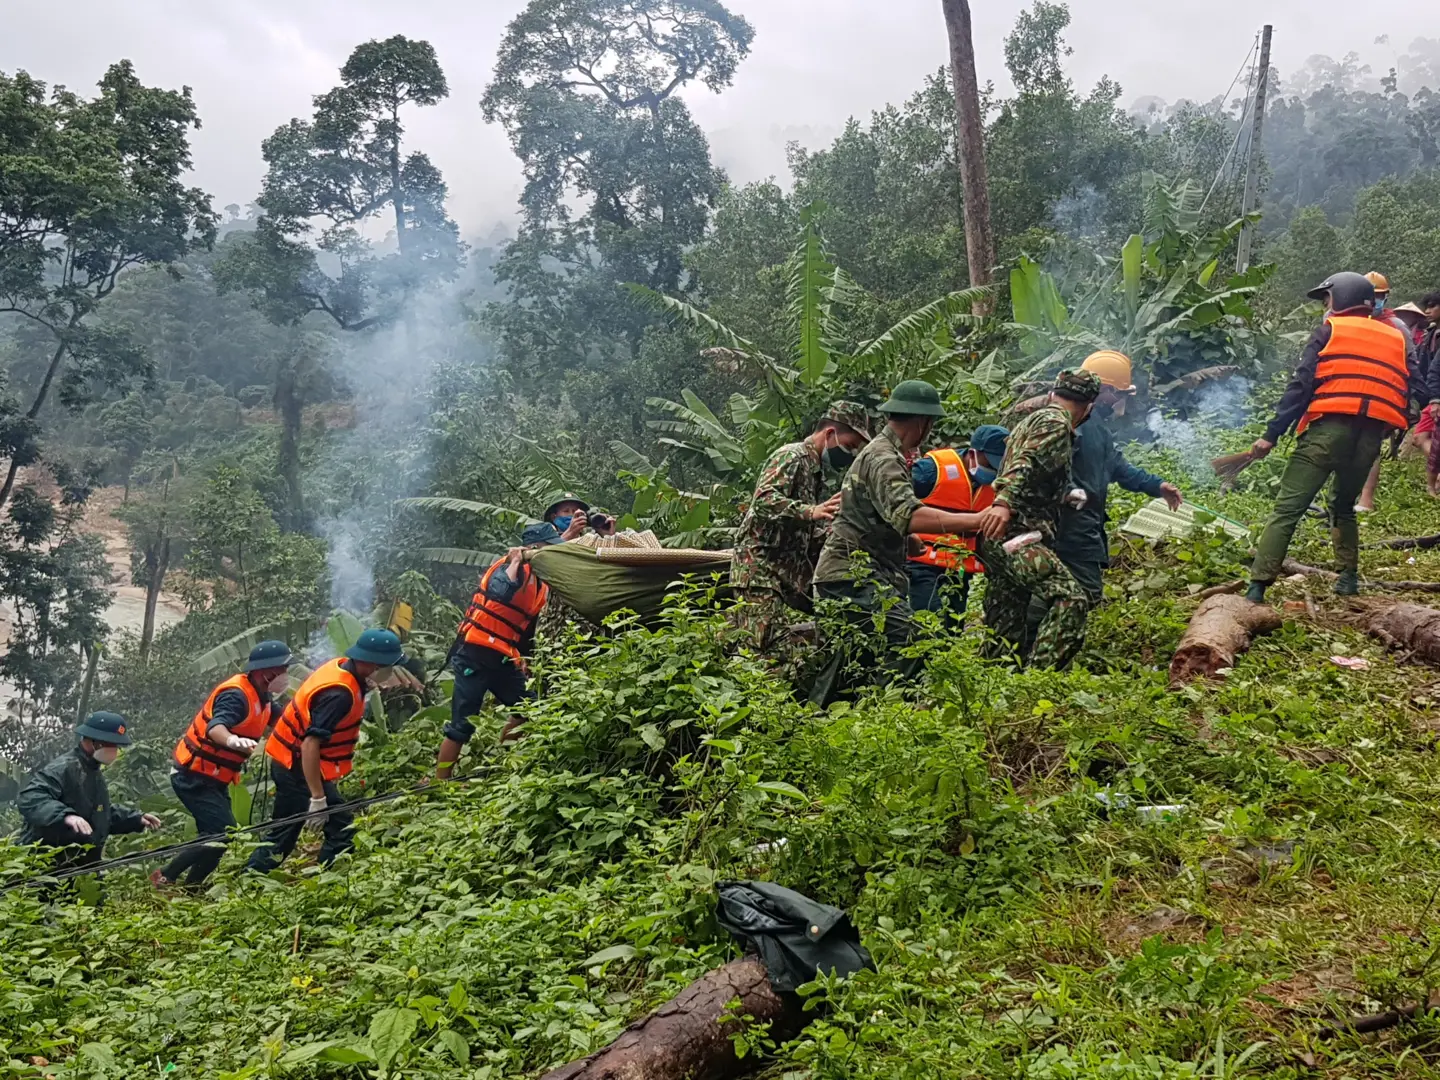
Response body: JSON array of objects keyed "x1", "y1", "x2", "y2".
[{"x1": 1144, "y1": 376, "x2": 1253, "y2": 481}]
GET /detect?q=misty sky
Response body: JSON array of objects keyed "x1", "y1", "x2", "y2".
[{"x1": 3, "y1": 0, "x2": 1429, "y2": 237}]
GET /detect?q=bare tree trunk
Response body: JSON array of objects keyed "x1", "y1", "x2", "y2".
[
  {"x1": 941, "y1": 0, "x2": 995, "y2": 314},
  {"x1": 274, "y1": 354, "x2": 306, "y2": 529},
  {"x1": 139, "y1": 535, "x2": 170, "y2": 663},
  {"x1": 540, "y1": 957, "x2": 806, "y2": 1080}
]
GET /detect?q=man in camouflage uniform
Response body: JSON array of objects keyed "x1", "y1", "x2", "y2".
[
  {"x1": 810, "y1": 381, "x2": 1001, "y2": 699},
  {"x1": 731, "y1": 401, "x2": 872, "y2": 656},
  {"x1": 975, "y1": 369, "x2": 1100, "y2": 670}
]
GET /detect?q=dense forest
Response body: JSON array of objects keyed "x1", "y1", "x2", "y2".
[{"x1": 3, "y1": 2, "x2": 1440, "y2": 1076}]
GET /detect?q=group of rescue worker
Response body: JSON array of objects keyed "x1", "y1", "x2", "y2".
[{"x1": 16, "y1": 268, "x2": 1440, "y2": 884}]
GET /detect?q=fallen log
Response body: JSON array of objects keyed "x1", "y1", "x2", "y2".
[
  {"x1": 1366, "y1": 603, "x2": 1440, "y2": 666},
  {"x1": 1169, "y1": 594, "x2": 1283, "y2": 685},
  {"x1": 1317, "y1": 997, "x2": 1440, "y2": 1039},
  {"x1": 1281, "y1": 559, "x2": 1440, "y2": 594},
  {"x1": 540, "y1": 957, "x2": 806, "y2": 1080},
  {"x1": 1192, "y1": 579, "x2": 1244, "y2": 601},
  {"x1": 1363, "y1": 533, "x2": 1440, "y2": 551}
]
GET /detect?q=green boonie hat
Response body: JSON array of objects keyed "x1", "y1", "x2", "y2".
[
  {"x1": 822, "y1": 400, "x2": 873, "y2": 440},
  {"x1": 543, "y1": 493, "x2": 590, "y2": 522},
  {"x1": 245, "y1": 639, "x2": 294, "y2": 672},
  {"x1": 1052, "y1": 368, "x2": 1103, "y2": 404},
  {"x1": 76, "y1": 711, "x2": 133, "y2": 747},
  {"x1": 877, "y1": 380, "x2": 946, "y2": 417}
]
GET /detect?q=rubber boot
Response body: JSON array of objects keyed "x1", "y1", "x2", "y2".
[
  {"x1": 1334, "y1": 570, "x2": 1360, "y2": 597},
  {"x1": 1244, "y1": 581, "x2": 1269, "y2": 604}
]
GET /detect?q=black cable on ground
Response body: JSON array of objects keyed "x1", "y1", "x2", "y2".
[{"x1": 1, "y1": 765, "x2": 500, "y2": 894}]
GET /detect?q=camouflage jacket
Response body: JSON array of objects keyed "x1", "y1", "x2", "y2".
[
  {"x1": 731, "y1": 439, "x2": 829, "y2": 605},
  {"x1": 991, "y1": 403, "x2": 1076, "y2": 540},
  {"x1": 812, "y1": 426, "x2": 923, "y2": 592}
]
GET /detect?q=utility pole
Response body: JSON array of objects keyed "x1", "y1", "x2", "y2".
[
  {"x1": 1235, "y1": 24, "x2": 1273, "y2": 273},
  {"x1": 941, "y1": 0, "x2": 996, "y2": 315}
]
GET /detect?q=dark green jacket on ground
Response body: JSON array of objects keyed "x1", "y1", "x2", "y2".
[{"x1": 16, "y1": 746, "x2": 145, "y2": 865}]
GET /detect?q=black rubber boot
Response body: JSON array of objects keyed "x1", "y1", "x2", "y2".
[
  {"x1": 1334, "y1": 570, "x2": 1360, "y2": 597},
  {"x1": 1244, "y1": 581, "x2": 1269, "y2": 604}
]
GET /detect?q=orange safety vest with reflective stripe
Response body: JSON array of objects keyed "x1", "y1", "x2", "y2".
[
  {"x1": 173, "y1": 674, "x2": 271, "y2": 785},
  {"x1": 908, "y1": 448, "x2": 995, "y2": 574},
  {"x1": 457, "y1": 558, "x2": 550, "y2": 661},
  {"x1": 265, "y1": 659, "x2": 365, "y2": 781},
  {"x1": 1299, "y1": 315, "x2": 1410, "y2": 434}
]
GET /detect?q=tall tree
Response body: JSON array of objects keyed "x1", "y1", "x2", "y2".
[
  {"x1": 0, "y1": 62, "x2": 217, "y2": 510},
  {"x1": 483, "y1": 0, "x2": 755, "y2": 378},
  {"x1": 940, "y1": 0, "x2": 996, "y2": 313},
  {"x1": 215, "y1": 36, "x2": 462, "y2": 331}
]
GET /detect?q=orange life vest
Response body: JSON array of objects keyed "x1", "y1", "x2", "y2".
[
  {"x1": 173, "y1": 674, "x2": 271, "y2": 785},
  {"x1": 457, "y1": 558, "x2": 550, "y2": 661},
  {"x1": 1298, "y1": 315, "x2": 1410, "y2": 434},
  {"x1": 265, "y1": 659, "x2": 365, "y2": 781},
  {"x1": 909, "y1": 448, "x2": 995, "y2": 574}
]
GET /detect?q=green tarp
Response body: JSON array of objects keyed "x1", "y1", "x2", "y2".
[{"x1": 528, "y1": 545, "x2": 731, "y2": 626}]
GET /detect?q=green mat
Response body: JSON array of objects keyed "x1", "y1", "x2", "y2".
[{"x1": 528, "y1": 545, "x2": 731, "y2": 625}]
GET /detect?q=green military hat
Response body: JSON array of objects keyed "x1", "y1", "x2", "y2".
[
  {"x1": 1052, "y1": 368, "x2": 1103, "y2": 403},
  {"x1": 822, "y1": 400, "x2": 873, "y2": 439},
  {"x1": 877, "y1": 380, "x2": 946, "y2": 417},
  {"x1": 245, "y1": 640, "x2": 294, "y2": 672},
  {"x1": 76, "y1": 711, "x2": 133, "y2": 747}
]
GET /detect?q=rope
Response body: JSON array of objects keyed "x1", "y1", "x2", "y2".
[{"x1": 1, "y1": 766, "x2": 500, "y2": 894}]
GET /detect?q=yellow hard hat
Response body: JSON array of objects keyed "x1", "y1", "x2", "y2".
[
  {"x1": 1365, "y1": 271, "x2": 1391, "y2": 293},
  {"x1": 1080, "y1": 350, "x2": 1135, "y2": 392}
]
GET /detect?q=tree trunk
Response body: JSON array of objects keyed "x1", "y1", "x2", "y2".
[
  {"x1": 940, "y1": 0, "x2": 995, "y2": 314},
  {"x1": 539, "y1": 957, "x2": 807, "y2": 1080},
  {"x1": 1366, "y1": 603, "x2": 1440, "y2": 665},
  {"x1": 274, "y1": 355, "x2": 306, "y2": 529},
  {"x1": 139, "y1": 536, "x2": 170, "y2": 663},
  {"x1": 1169, "y1": 594, "x2": 1283, "y2": 685}
]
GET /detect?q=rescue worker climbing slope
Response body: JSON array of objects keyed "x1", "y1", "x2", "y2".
[
  {"x1": 974, "y1": 369, "x2": 1100, "y2": 670},
  {"x1": 151, "y1": 640, "x2": 294, "y2": 889},
  {"x1": 906, "y1": 425, "x2": 1009, "y2": 624},
  {"x1": 730, "y1": 401, "x2": 871, "y2": 656},
  {"x1": 435, "y1": 522, "x2": 561, "y2": 778},
  {"x1": 247, "y1": 629, "x2": 405, "y2": 872},
  {"x1": 18, "y1": 712, "x2": 161, "y2": 874},
  {"x1": 1247, "y1": 272, "x2": 1425, "y2": 601}
]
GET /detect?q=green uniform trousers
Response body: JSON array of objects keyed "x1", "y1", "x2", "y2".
[
  {"x1": 977, "y1": 536, "x2": 1089, "y2": 670},
  {"x1": 1250, "y1": 417, "x2": 1389, "y2": 584},
  {"x1": 809, "y1": 579, "x2": 920, "y2": 705}
]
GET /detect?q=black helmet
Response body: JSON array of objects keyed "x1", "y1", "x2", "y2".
[{"x1": 1307, "y1": 272, "x2": 1375, "y2": 314}]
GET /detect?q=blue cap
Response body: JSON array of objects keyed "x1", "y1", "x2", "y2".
[
  {"x1": 345, "y1": 628, "x2": 405, "y2": 666},
  {"x1": 912, "y1": 456, "x2": 939, "y2": 499},
  {"x1": 76, "y1": 711, "x2": 133, "y2": 747},
  {"x1": 522, "y1": 522, "x2": 564, "y2": 547},
  {"x1": 969, "y1": 424, "x2": 1010, "y2": 464}
]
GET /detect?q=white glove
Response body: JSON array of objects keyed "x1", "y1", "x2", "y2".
[
  {"x1": 63, "y1": 814, "x2": 93, "y2": 837},
  {"x1": 1064, "y1": 487, "x2": 1088, "y2": 509},
  {"x1": 305, "y1": 796, "x2": 329, "y2": 831},
  {"x1": 224, "y1": 735, "x2": 258, "y2": 754}
]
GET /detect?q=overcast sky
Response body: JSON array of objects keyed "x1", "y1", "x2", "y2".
[{"x1": 2, "y1": 0, "x2": 1428, "y2": 237}]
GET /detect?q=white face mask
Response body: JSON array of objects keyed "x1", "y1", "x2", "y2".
[
  {"x1": 369, "y1": 665, "x2": 397, "y2": 686},
  {"x1": 266, "y1": 672, "x2": 290, "y2": 695},
  {"x1": 92, "y1": 745, "x2": 120, "y2": 765}
]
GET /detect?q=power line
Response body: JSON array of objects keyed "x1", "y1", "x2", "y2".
[{"x1": 1200, "y1": 33, "x2": 1262, "y2": 213}]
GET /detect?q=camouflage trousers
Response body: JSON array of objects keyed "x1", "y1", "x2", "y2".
[
  {"x1": 977, "y1": 536, "x2": 1089, "y2": 670},
  {"x1": 730, "y1": 588, "x2": 817, "y2": 679}
]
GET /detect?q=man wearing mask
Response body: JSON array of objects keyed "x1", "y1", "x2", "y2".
[
  {"x1": 811, "y1": 382, "x2": 1001, "y2": 693},
  {"x1": 18, "y1": 712, "x2": 161, "y2": 871},
  {"x1": 248, "y1": 629, "x2": 406, "y2": 872},
  {"x1": 730, "y1": 402, "x2": 872, "y2": 656},
  {"x1": 1355, "y1": 272, "x2": 1423, "y2": 512},
  {"x1": 150, "y1": 640, "x2": 294, "y2": 889},
  {"x1": 1048, "y1": 351, "x2": 1182, "y2": 608},
  {"x1": 1247, "y1": 272, "x2": 1423, "y2": 601},
  {"x1": 545, "y1": 494, "x2": 617, "y2": 541},
  {"x1": 907, "y1": 424, "x2": 1010, "y2": 625},
  {"x1": 975, "y1": 369, "x2": 1101, "y2": 670},
  {"x1": 436, "y1": 522, "x2": 562, "y2": 777}
]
